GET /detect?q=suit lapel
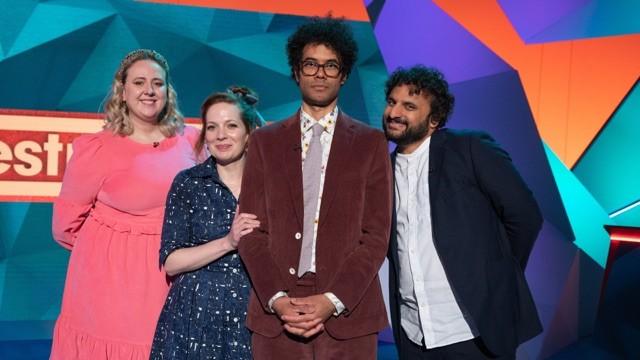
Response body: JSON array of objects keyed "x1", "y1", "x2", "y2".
[
  {"x1": 389, "y1": 151, "x2": 398, "y2": 260},
  {"x1": 318, "y1": 112, "x2": 355, "y2": 225},
  {"x1": 428, "y1": 129, "x2": 447, "y2": 199},
  {"x1": 281, "y1": 113, "x2": 304, "y2": 228}
]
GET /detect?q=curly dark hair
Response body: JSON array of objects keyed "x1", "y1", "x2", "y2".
[
  {"x1": 286, "y1": 16, "x2": 358, "y2": 81},
  {"x1": 385, "y1": 65, "x2": 455, "y2": 128}
]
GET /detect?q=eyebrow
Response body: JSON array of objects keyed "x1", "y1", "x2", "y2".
[
  {"x1": 131, "y1": 76, "x2": 165, "y2": 81},
  {"x1": 302, "y1": 57, "x2": 339, "y2": 62}
]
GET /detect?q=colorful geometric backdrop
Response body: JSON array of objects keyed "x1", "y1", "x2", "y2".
[{"x1": 0, "y1": 0, "x2": 638, "y2": 359}]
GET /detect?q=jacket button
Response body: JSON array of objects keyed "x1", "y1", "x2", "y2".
[
  {"x1": 295, "y1": 232, "x2": 302, "y2": 240},
  {"x1": 289, "y1": 267, "x2": 296, "y2": 275}
]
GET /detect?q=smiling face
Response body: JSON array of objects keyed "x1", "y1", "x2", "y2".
[
  {"x1": 383, "y1": 84, "x2": 438, "y2": 154},
  {"x1": 122, "y1": 59, "x2": 167, "y2": 126},
  {"x1": 296, "y1": 43, "x2": 344, "y2": 113},
  {"x1": 204, "y1": 102, "x2": 249, "y2": 166}
]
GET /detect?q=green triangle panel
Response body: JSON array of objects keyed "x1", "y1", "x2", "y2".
[
  {"x1": 209, "y1": 32, "x2": 292, "y2": 77},
  {"x1": 8, "y1": 2, "x2": 115, "y2": 57},
  {"x1": 59, "y1": 16, "x2": 140, "y2": 108},
  {"x1": 544, "y1": 143, "x2": 611, "y2": 267}
]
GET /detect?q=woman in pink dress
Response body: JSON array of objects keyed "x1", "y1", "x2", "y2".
[{"x1": 50, "y1": 49, "x2": 198, "y2": 359}]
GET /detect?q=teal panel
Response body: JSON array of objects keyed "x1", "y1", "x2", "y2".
[
  {"x1": 545, "y1": 144, "x2": 611, "y2": 267},
  {"x1": 8, "y1": 2, "x2": 115, "y2": 57},
  {"x1": 530, "y1": 0, "x2": 640, "y2": 42},
  {"x1": 257, "y1": 13, "x2": 276, "y2": 32},
  {"x1": 0, "y1": 0, "x2": 39, "y2": 57},
  {"x1": 59, "y1": 16, "x2": 140, "y2": 108},
  {"x1": 0, "y1": 16, "x2": 114, "y2": 110},
  {"x1": 338, "y1": 69, "x2": 372, "y2": 126},
  {"x1": 119, "y1": 16, "x2": 206, "y2": 67},
  {"x1": 208, "y1": 9, "x2": 271, "y2": 42},
  {"x1": 260, "y1": 100, "x2": 303, "y2": 122},
  {"x1": 610, "y1": 201, "x2": 640, "y2": 226},
  {"x1": 111, "y1": 0, "x2": 213, "y2": 43},
  {"x1": 573, "y1": 79, "x2": 640, "y2": 224},
  {"x1": 209, "y1": 32, "x2": 292, "y2": 76},
  {"x1": 356, "y1": 58, "x2": 388, "y2": 130},
  {"x1": 0, "y1": 202, "x2": 68, "y2": 335},
  {"x1": 171, "y1": 46, "x2": 299, "y2": 118}
]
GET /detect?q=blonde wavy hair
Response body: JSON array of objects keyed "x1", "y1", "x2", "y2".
[{"x1": 103, "y1": 49, "x2": 184, "y2": 137}]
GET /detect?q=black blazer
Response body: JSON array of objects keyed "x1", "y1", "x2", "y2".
[{"x1": 388, "y1": 129, "x2": 543, "y2": 356}]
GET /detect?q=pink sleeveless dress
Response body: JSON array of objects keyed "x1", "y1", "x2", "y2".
[{"x1": 50, "y1": 127, "x2": 198, "y2": 359}]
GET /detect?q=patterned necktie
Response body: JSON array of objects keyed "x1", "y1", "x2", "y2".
[{"x1": 298, "y1": 123, "x2": 324, "y2": 276}]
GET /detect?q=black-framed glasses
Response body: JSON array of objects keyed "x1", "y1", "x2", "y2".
[{"x1": 300, "y1": 60, "x2": 342, "y2": 78}]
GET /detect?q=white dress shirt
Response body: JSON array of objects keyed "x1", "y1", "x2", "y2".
[
  {"x1": 299, "y1": 107, "x2": 337, "y2": 273},
  {"x1": 395, "y1": 136, "x2": 476, "y2": 348}
]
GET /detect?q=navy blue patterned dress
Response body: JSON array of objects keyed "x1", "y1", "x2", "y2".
[{"x1": 150, "y1": 156, "x2": 251, "y2": 360}]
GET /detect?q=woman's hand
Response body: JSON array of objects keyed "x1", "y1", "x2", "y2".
[{"x1": 226, "y1": 206, "x2": 260, "y2": 249}]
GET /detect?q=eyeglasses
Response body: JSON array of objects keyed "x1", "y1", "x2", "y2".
[{"x1": 300, "y1": 60, "x2": 342, "y2": 78}]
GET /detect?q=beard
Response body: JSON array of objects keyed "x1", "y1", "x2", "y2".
[{"x1": 383, "y1": 116, "x2": 431, "y2": 147}]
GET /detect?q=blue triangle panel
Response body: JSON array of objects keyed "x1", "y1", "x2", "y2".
[{"x1": 450, "y1": 70, "x2": 573, "y2": 240}]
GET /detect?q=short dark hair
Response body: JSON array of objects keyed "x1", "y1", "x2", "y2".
[
  {"x1": 385, "y1": 65, "x2": 455, "y2": 128},
  {"x1": 286, "y1": 16, "x2": 358, "y2": 81}
]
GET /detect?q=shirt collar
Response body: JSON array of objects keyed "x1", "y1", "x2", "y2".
[
  {"x1": 300, "y1": 106, "x2": 338, "y2": 136},
  {"x1": 396, "y1": 135, "x2": 431, "y2": 159}
]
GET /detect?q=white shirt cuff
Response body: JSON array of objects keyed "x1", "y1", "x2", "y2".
[
  {"x1": 323, "y1": 292, "x2": 345, "y2": 316},
  {"x1": 268, "y1": 291, "x2": 288, "y2": 313}
]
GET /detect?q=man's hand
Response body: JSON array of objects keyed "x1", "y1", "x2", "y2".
[{"x1": 280, "y1": 294, "x2": 336, "y2": 338}]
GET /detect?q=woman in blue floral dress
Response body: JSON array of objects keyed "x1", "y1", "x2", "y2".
[{"x1": 150, "y1": 87, "x2": 263, "y2": 359}]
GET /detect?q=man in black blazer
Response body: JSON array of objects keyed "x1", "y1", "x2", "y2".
[{"x1": 383, "y1": 65, "x2": 543, "y2": 359}]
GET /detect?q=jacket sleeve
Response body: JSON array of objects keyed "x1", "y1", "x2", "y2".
[
  {"x1": 327, "y1": 132, "x2": 393, "y2": 312},
  {"x1": 469, "y1": 132, "x2": 543, "y2": 270},
  {"x1": 238, "y1": 132, "x2": 289, "y2": 311}
]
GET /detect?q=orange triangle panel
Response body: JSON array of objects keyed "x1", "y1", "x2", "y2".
[{"x1": 140, "y1": 0, "x2": 370, "y2": 21}]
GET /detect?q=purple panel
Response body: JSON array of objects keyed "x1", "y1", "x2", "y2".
[
  {"x1": 498, "y1": 0, "x2": 590, "y2": 42},
  {"x1": 373, "y1": 0, "x2": 512, "y2": 83},
  {"x1": 522, "y1": 222, "x2": 579, "y2": 359}
]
